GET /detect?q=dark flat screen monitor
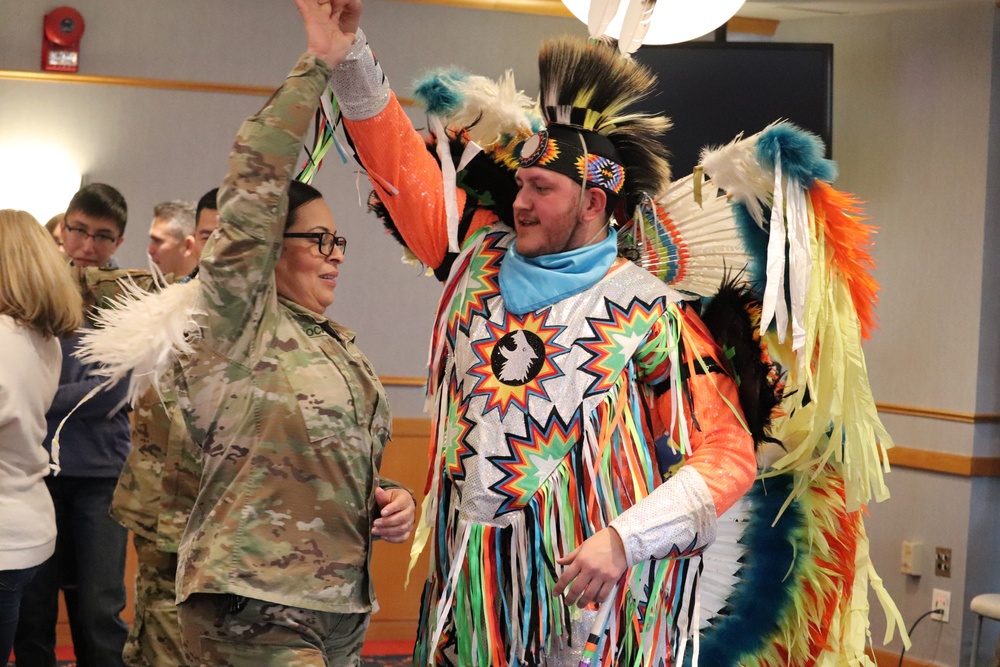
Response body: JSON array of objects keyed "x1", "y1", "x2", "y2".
[{"x1": 632, "y1": 42, "x2": 833, "y2": 178}]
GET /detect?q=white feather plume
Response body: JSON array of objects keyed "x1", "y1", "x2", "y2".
[
  {"x1": 698, "y1": 496, "x2": 750, "y2": 629},
  {"x1": 75, "y1": 279, "x2": 203, "y2": 407},
  {"x1": 439, "y1": 71, "x2": 538, "y2": 152},
  {"x1": 699, "y1": 130, "x2": 773, "y2": 227}
]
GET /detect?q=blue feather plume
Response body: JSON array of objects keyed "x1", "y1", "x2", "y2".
[
  {"x1": 731, "y1": 201, "x2": 768, "y2": 296},
  {"x1": 413, "y1": 69, "x2": 471, "y2": 116},
  {"x1": 755, "y1": 122, "x2": 838, "y2": 186}
]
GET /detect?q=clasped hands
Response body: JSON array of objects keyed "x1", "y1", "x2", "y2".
[{"x1": 293, "y1": 0, "x2": 362, "y2": 67}]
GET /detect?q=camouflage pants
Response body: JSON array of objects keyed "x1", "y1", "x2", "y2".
[
  {"x1": 124, "y1": 535, "x2": 189, "y2": 667},
  {"x1": 177, "y1": 593, "x2": 369, "y2": 667}
]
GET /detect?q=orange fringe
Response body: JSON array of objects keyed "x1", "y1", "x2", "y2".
[{"x1": 809, "y1": 182, "x2": 881, "y2": 339}]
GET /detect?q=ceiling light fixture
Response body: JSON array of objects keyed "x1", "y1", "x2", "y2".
[{"x1": 560, "y1": 0, "x2": 747, "y2": 51}]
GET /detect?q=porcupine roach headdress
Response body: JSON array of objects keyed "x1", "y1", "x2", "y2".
[{"x1": 515, "y1": 36, "x2": 673, "y2": 222}]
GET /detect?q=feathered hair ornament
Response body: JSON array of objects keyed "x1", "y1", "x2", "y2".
[
  {"x1": 414, "y1": 68, "x2": 543, "y2": 167},
  {"x1": 520, "y1": 35, "x2": 672, "y2": 219}
]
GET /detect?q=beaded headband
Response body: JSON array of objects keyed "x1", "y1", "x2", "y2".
[{"x1": 515, "y1": 124, "x2": 626, "y2": 201}]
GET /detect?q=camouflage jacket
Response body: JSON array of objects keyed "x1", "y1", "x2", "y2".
[
  {"x1": 73, "y1": 266, "x2": 155, "y2": 320},
  {"x1": 72, "y1": 266, "x2": 196, "y2": 548},
  {"x1": 100, "y1": 268, "x2": 201, "y2": 552},
  {"x1": 111, "y1": 373, "x2": 200, "y2": 552},
  {"x1": 174, "y1": 54, "x2": 396, "y2": 615}
]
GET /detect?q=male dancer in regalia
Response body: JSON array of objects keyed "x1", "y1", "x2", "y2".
[{"x1": 301, "y1": 1, "x2": 761, "y2": 664}]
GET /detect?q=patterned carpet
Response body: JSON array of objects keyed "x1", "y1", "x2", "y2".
[
  {"x1": 362, "y1": 656, "x2": 412, "y2": 666},
  {"x1": 21, "y1": 656, "x2": 412, "y2": 667},
  {"x1": 23, "y1": 662, "x2": 411, "y2": 667},
  {"x1": 13, "y1": 646, "x2": 413, "y2": 666}
]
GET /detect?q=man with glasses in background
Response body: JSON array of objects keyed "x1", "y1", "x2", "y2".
[
  {"x1": 59, "y1": 186, "x2": 125, "y2": 269},
  {"x1": 15, "y1": 183, "x2": 131, "y2": 667}
]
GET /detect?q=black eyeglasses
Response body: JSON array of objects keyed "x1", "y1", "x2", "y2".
[
  {"x1": 282, "y1": 232, "x2": 347, "y2": 258},
  {"x1": 63, "y1": 223, "x2": 119, "y2": 247}
]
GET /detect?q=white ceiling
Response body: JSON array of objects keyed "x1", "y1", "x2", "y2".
[{"x1": 739, "y1": 0, "x2": 987, "y2": 20}]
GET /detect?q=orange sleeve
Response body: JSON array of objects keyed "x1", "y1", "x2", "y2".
[
  {"x1": 650, "y1": 306, "x2": 756, "y2": 516},
  {"x1": 343, "y1": 93, "x2": 468, "y2": 271}
]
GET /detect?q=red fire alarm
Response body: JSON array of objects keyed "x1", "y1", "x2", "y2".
[{"x1": 42, "y1": 6, "x2": 86, "y2": 73}]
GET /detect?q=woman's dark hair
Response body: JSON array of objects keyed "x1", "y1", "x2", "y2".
[{"x1": 286, "y1": 180, "x2": 324, "y2": 230}]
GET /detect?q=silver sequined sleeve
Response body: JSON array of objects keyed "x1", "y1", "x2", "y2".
[
  {"x1": 609, "y1": 465, "x2": 718, "y2": 566},
  {"x1": 327, "y1": 29, "x2": 391, "y2": 120}
]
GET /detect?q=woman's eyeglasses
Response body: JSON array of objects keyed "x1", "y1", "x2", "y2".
[{"x1": 282, "y1": 232, "x2": 347, "y2": 258}]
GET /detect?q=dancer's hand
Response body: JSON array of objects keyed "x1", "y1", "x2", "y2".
[
  {"x1": 372, "y1": 487, "x2": 415, "y2": 543},
  {"x1": 293, "y1": 0, "x2": 362, "y2": 67},
  {"x1": 553, "y1": 528, "x2": 627, "y2": 608}
]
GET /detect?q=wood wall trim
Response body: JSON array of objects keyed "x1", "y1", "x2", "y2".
[
  {"x1": 878, "y1": 402, "x2": 1000, "y2": 424},
  {"x1": 391, "y1": 415, "x2": 1000, "y2": 478},
  {"x1": 383, "y1": 379, "x2": 1000, "y2": 479},
  {"x1": 390, "y1": 0, "x2": 573, "y2": 17},
  {"x1": 0, "y1": 69, "x2": 277, "y2": 96},
  {"x1": 379, "y1": 375, "x2": 427, "y2": 388},
  {"x1": 728, "y1": 17, "x2": 780, "y2": 36},
  {"x1": 381, "y1": 378, "x2": 1000, "y2": 425},
  {"x1": 888, "y1": 446, "x2": 1000, "y2": 478},
  {"x1": 0, "y1": 68, "x2": 418, "y2": 107}
]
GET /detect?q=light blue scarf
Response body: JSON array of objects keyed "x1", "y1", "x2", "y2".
[{"x1": 499, "y1": 228, "x2": 618, "y2": 315}]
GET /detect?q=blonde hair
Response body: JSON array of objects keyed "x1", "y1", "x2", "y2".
[
  {"x1": 45, "y1": 213, "x2": 64, "y2": 239},
  {"x1": 45, "y1": 213, "x2": 66, "y2": 234},
  {"x1": 0, "y1": 210, "x2": 83, "y2": 337}
]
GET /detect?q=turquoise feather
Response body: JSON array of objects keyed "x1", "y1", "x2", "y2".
[
  {"x1": 413, "y1": 69, "x2": 471, "y2": 116},
  {"x1": 755, "y1": 122, "x2": 838, "y2": 186}
]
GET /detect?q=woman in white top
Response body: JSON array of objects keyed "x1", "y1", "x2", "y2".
[{"x1": 0, "y1": 210, "x2": 82, "y2": 666}]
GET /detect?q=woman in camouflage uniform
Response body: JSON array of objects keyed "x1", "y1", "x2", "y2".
[{"x1": 173, "y1": 1, "x2": 415, "y2": 664}]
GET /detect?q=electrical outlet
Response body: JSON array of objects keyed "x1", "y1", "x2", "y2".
[
  {"x1": 901, "y1": 540, "x2": 925, "y2": 576},
  {"x1": 935, "y1": 547, "x2": 952, "y2": 577},
  {"x1": 932, "y1": 588, "x2": 951, "y2": 622}
]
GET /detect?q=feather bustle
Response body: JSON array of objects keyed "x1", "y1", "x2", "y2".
[{"x1": 700, "y1": 131, "x2": 772, "y2": 226}]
